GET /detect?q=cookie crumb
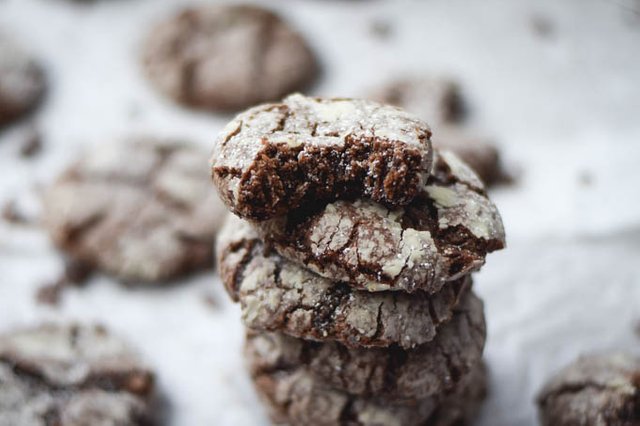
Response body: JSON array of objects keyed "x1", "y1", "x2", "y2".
[
  {"x1": 370, "y1": 19, "x2": 393, "y2": 39},
  {"x1": 530, "y1": 14, "x2": 555, "y2": 39},
  {"x1": 202, "y1": 292, "x2": 219, "y2": 310},
  {"x1": 1, "y1": 200, "x2": 31, "y2": 225},
  {"x1": 35, "y1": 278, "x2": 65, "y2": 306},
  {"x1": 64, "y1": 259, "x2": 93, "y2": 286},
  {"x1": 19, "y1": 126, "x2": 43, "y2": 158},
  {"x1": 35, "y1": 261, "x2": 92, "y2": 306},
  {"x1": 578, "y1": 170, "x2": 594, "y2": 187}
]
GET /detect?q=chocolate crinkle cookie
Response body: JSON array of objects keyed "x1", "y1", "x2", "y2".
[
  {"x1": 255, "y1": 149, "x2": 505, "y2": 293},
  {"x1": 43, "y1": 136, "x2": 227, "y2": 283},
  {"x1": 245, "y1": 291, "x2": 485, "y2": 400},
  {"x1": 217, "y1": 214, "x2": 470, "y2": 349},
  {"x1": 210, "y1": 94, "x2": 433, "y2": 220},
  {"x1": 142, "y1": 5, "x2": 318, "y2": 112},
  {"x1": 0, "y1": 33, "x2": 46, "y2": 127},
  {"x1": 211, "y1": 95, "x2": 505, "y2": 425},
  {"x1": 537, "y1": 353, "x2": 640, "y2": 426},
  {"x1": 0, "y1": 323, "x2": 155, "y2": 425}
]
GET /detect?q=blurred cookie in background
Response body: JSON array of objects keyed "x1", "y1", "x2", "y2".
[
  {"x1": 537, "y1": 352, "x2": 640, "y2": 426},
  {"x1": 0, "y1": 33, "x2": 46, "y2": 127},
  {"x1": 368, "y1": 76, "x2": 465, "y2": 127},
  {"x1": 433, "y1": 126, "x2": 510, "y2": 186},
  {"x1": 0, "y1": 323, "x2": 156, "y2": 425},
  {"x1": 368, "y1": 76, "x2": 511, "y2": 186},
  {"x1": 142, "y1": 4, "x2": 319, "y2": 112},
  {"x1": 42, "y1": 136, "x2": 227, "y2": 284}
]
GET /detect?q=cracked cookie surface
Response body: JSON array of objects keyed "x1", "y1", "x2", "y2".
[
  {"x1": 537, "y1": 353, "x2": 640, "y2": 426},
  {"x1": 210, "y1": 94, "x2": 433, "y2": 220},
  {"x1": 246, "y1": 290, "x2": 485, "y2": 400},
  {"x1": 256, "y1": 150, "x2": 505, "y2": 293},
  {"x1": 43, "y1": 137, "x2": 226, "y2": 283},
  {"x1": 0, "y1": 34, "x2": 46, "y2": 126},
  {"x1": 246, "y1": 345, "x2": 487, "y2": 426},
  {"x1": 217, "y1": 215, "x2": 470, "y2": 349},
  {"x1": 142, "y1": 5, "x2": 317, "y2": 112},
  {"x1": 0, "y1": 323, "x2": 155, "y2": 425}
]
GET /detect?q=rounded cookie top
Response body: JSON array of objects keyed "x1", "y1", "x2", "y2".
[
  {"x1": 43, "y1": 136, "x2": 226, "y2": 283},
  {"x1": 537, "y1": 353, "x2": 640, "y2": 426},
  {"x1": 217, "y1": 214, "x2": 469, "y2": 349},
  {"x1": 211, "y1": 94, "x2": 433, "y2": 220},
  {"x1": 256, "y1": 149, "x2": 505, "y2": 293},
  {"x1": 246, "y1": 291, "x2": 486, "y2": 400},
  {"x1": 0, "y1": 34, "x2": 46, "y2": 126},
  {"x1": 0, "y1": 323, "x2": 154, "y2": 425},
  {"x1": 246, "y1": 346, "x2": 487, "y2": 426},
  {"x1": 142, "y1": 5, "x2": 317, "y2": 112}
]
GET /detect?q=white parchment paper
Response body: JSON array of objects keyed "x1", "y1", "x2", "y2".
[{"x1": 1, "y1": 0, "x2": 639, "y2": 425}]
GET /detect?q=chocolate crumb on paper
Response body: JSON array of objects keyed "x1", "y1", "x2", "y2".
[{"x1": 18, "y1": 126, "x2": 43, "y2": 158}]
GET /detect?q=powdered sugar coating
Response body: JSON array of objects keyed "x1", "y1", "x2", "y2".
[
  {"x1": 43, "y1": 137, "x2": 227, "y2": 283},
  {"x1": 256, "y1": 150, "x2": 505, "y2": 293},
  {"x1": 217, "y1": 215, "x2": 469, "y2": 349},
  {"x1": 0, "y1": 34, "x2": 46, "y2": 126},
  {"x1": 211, "y1": 94, "x2": 433, "y2": 220}
]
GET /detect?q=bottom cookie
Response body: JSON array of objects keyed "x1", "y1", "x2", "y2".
[
  {"x1": 247, "y1": 346, "x2": 487, "y2": 426},
  {"x1": 0, "y1": 323, "x2": 156, "y2": 425}
]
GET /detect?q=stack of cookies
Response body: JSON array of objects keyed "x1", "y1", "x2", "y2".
[{"x1": 211, "y1": 94, "x2": 506, "y2": 425}]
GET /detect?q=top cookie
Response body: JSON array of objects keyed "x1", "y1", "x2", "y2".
[
  {"x1": 211, "y1": 94, "x2": 433, "y2": 220},
  {"x1": 0, "y1": 34, "x2": 46, "y2": 126},
  {"x1": 255, "y1": 149, "x2": 505, "y2": 293},
  {"x1": 537, "y1": 353, "x2": 640, "y2": 426},
  {"x1": 142, "y1": 5, "x2": 318, "y2": 112},
  {"x1": 43, "y1": 136, "x2": 227, "y2": 283}
]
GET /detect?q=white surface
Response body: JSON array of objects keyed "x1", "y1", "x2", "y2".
[{"x1": 1, "y1": 0, "x2": 640, "y2": 425}]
